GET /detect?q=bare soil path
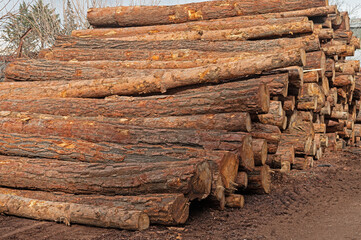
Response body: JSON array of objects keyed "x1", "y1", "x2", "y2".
[{"x1": 1, "y1": 148, "x2": 361, "y2": 240}]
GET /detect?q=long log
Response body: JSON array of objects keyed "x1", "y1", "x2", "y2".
[
  {"x1": 322, "y1": 44, "x2": 355, "y2": 57},
  {"x1": 87, "y1": 21, "x2": 314, "y2": 42},
  {"x1": 0, "y1": 188, "x2": 188, "y2": 225},
  {"x1": 0, "y1": 194, "x2": 150, "y2": 231},
  {"x1": 0, "y1": 156, "x2": 211, "y2": 200},
  {"x1": 2, "y1": 50, "x2": 304, "y2": 99},
  {"x1": 86, "y1": 0, "x2": 328, "y2": 27}
]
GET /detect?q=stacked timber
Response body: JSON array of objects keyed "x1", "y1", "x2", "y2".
[{"x1": 1, "y1": 0, "x2": 360, "y2": 231}]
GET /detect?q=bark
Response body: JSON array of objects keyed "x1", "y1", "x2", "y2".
[
  {"x1": 86, "y1": 0, "x2": 328, "y2": 27},
  {"x1": 351, "y1": 36, "x2": 361, "y2": 49},
  {"x1": 250, "y1": 73, "x2": 289, "y2": 97},
  {"x1": 0, "y1": 156, "x2": 211, "y2": 200},
  {"x1": 0, "y1": 194, "x2": 149, "y2": 231},
  {"x1": 334, "y1": 12, "x2": 350, "y2": 31},
  {"x1": 292, "y1": 158, "x2": 308, "y2": 170},
  {"x1": 321, "y1": 75, "x2": 330, "y2": 97},
  {"x1": 250, "y1": 123, "x2": 281, "y2": 154},
  {"x1": 322, "y1": 44, "x2": 355, "y2": 57},
  {"x1": 0, "y1": 188, "x2": 187, "y2": 225},
  {"x1": 299, "y1": 83, "x2": 326, "y2": 109},
  {"x1": 225, "y1": 194, "x2": 244, "y2": 208},
  {"x1": 235, "y1": 172, "x2": 248, "y2": 189},
  {"x1": 303, "y1": 71, "x2": 319, "y2": 83},
  {"x1": 85, "y1": 21, "x2": 314, "y2": 42},
  {"x1": 287, "y1": 111, "x2": 315, "y2": 137},
  {"x1": 328, "y1": 88, "x2": 338, "y2": 106},
  {"x1": 304, "y1": 51, "x2": 326, "y2": 77},
  {"x1": 297, "y1": 111, "x2": 313, "y2": 122},
  {"x1": 320, "y1": 101, "x2": 331, "y2": 115},
  {"x1": 354, "y1": 124, "x2": 361, "y2": 137},
  {"x1": 333, "y1": 74, "x2": 354, "y2": 87},
  {"x1": 297, "y1": 96, "x2": 318, "y2": 110},
  {"x1": 55, "y1": 35, "x2": 320, "y2": 53},
  {"x1": 282, "y1": 96, "x2": 296, "y2": 112},
  {"x1": 314, "y1": 123, "x2": 326, "y2": 133},
  {"x1": 280, "y1": 133, "x2": 312, "y2": 155},
  {"x1": 325, "y1": 58, "x2": 335, "y2": 78},
  {"x1": 247, "y1": 165, "x2": 272, "y2": 194},
  {"x1": 313, "y1": 25, "x2": 334, "y2": 40},
  {"x1": 334, "y1": 30, "x2": 353, "y2": 43},
  {"x1": 271, "y1": 145, "x2": 295, "y2": 168},
  {"x1": 252, "y1": 139, "x2": 268, "y2": 166},
  {"x1": 257, "y1": 101, "x2": 286, "y2": 129},
  {"x1": 264, "y1": 66, "x2": 303, "y2": 95}
]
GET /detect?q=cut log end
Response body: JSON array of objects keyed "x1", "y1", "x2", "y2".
[
  {"x1": 190, "y1": 161, "x2": 212, "y2": 200},
  {"x1": 225, "y1": 194, "x2": 245, "y2": 208}
]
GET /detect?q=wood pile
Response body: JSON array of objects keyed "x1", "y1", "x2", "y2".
[{"x1": 1, "y1": 0, "x2": 360, "y2": 231}]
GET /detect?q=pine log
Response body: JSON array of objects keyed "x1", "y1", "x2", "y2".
[
  {"x1": 252, "y1": 139, "x2": 268, "y2": 166},
  {"x1": 327, "y1": 133, "x2": 338, "y2": 150},
  {"x1": 335, "y1": 12, "x2": 350, "y2": 31},
  {"x1": 333, "y1": 74, "x2": 354, "y2": 87},
  {"x1": 0, "y1": 194, "x2": 149, "y2": 231},
  {"x1": 314, "y1": 123, "x2": 326, "y2": 133},
  {"x1": 313, "y1": 25, "x2": 334, "y2": 40},
  {"x1": 322, "y1": 44, "x2": 355, "y2": 57},
  {"x1": 0, "y1": 188, "x2": 188, "y2": 225},
  {"x1": 292, "y1": 158, "x2": 308, "y2": 170},
  {"x1": 325, "y1": 58, "x2": 335, "y2": 78},
  {"x1": 280, "y1": 133, "x2": 312, "y2": 155},
  {"x1": 257, "y1": 101, "x2": 286, "y2": 129},
  {"x1": 88, "y1": 21, "x2": 314, "y2": 42},
  {"x1": 320, "y1": 101, "x2": 331, "y2": 115},
  {"x1": 86, "y1": 0, "x2": 329, "y2": 27},
  {"x1": 264, "y1": 66, "x2": 303, "y2": 94},
  {"x1": 306, "y1": 140, "x2": 317, "y2": 156},
  {"x1": 334, "y1": 30, "x2": 353, "y2": 43},
  {"x1": 298, "y1": 111, "x2": 313, "y2": 122},
  {"x1": 255, "y1": 73, "x2": 289, "y2": 97},
  {"x1": 235, "y1": 172, "x2": 248, "y2": 189},
  {"x1": 250, "y1": 123, "x2": 281, "y2": 154},
  {"x1": 299, "y1": 83, "x2": 326, "y2": 109},
  {"x1": 304, "y1": 51, "x2": 326, "y2": 77},
  {"x1": 321, "y1": 76, "x2": 330, "y2": 97},
  {"x1": 283, "y1": 96, "x2": 296, "y2": 112},
  {"x1": 73, "y1": 6, "x2": 337, "y2": 37},
  {"x1": 0, "y1": 156, "x2": 211, "y2": 200},
  {"x1": 55, "y1": 35, "x2": 321, "y2": 53},
  {"x1": 303, "y1": 71, "x2": 319, "y2": 83},
  {"x1": 247, "y1": 165, "x2": 272, "y2": 194},
  {"x1": 225, "y1": 194, "x2": 245, "y2": 208},
  {"x1": 354, "y1": 124, "x2": 361, "y2": 137},
  {"x1": 272, "y1": 145, "x2": 295, "y2": 168},
  {"x1": 288, "y1": 111, "x2": 315, "y2": 137},
  {"x1": 327, "y1": 87, "x2": 338, "y2": 106},
  {"x1": 297, "y1": 96, "x2": 318, "y2": 110},
  {"x1": 351, "y1": 36, "x2": 361, "y2": 49}
]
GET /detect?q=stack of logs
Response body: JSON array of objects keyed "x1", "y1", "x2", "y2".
[{"x1": 1, "y1": 0, "x2": 360, "y2": 231}]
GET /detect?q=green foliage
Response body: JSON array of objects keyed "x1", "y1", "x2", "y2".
[{"x1": 1, "y1": 0, "x2": 62, "y2": 56}]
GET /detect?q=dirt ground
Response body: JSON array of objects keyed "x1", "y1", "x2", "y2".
[{"x1": 1, "y1": 147, "x2": 361, "y2": 240}]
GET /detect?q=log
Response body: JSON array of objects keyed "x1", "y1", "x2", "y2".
[
  {"x1": 321, "y1": 75, "x2": 330, "y2": 97},
  {"x1": 235, "y1": 172, "x2": 248, "y2": 189},
  {"x1": 257, "y1": 101, "x2": 286, "y2": 129},
  {"x1": 288, "y1": 111, "x2": 315, "y2": 137},
  {"x1": 0, "y1": 188, "x2": 188, "y2": 225},
  {"x1": 335, "y1": 12, "x2": 350, "y2": 31},
  {"x1": 292, "y1": 158, "x2": 308, "y2": 170},
  {"x1": 265, "y1": 66, "x2": 304, "y2": 94},
  {"x1": 327, "y1": 87, "x2": 338, "y2": 106},
  {"x1": 0, "y1": 156, "x2": 211, "y2": 200},
  {"x1": 0, "y1": 194, "x2": 149, "y2": 231},
  {"x1": 280, "y1": 133, "x2": 313, "y2": 155},
  {"x1": 55, "y1": 35, "x2": 321, "y2": 53},
  {"x1": 252, "y1": 139, "x2": 268, "y2": 166},
  {"x1": 255, "y1": 73, "x2": 289, "y2": 97},
  {"x1": 86, "y1": 21, "x2": 314, "y2": 42},
  {"x1": 334, "y1": 30, "x2": 353, "y2": 43},
  {"x1": 303, "y1": 71, "x2": 319, "y2": 83},
  {"x1": 313, "y1": 25, "x2": 334, "y2": 40},
  {"x1": 2, "y1": 50, "x2": 305, "y2": 99},
  {"x1": 283, "y1": 96, "x2": 296, "y2": 112},
  {"x1": 304, "y1": 51, "x2": 326, "y2": 77},
  {"x1": 297, "y1": 96, "x2": 318, "y2": 110},
  {"x1": 86, "y1": 0, "x2": 329, "y2": 27},
  {"x1": 322, "y1": 44, "x2": 355, "y2": 57},
  {"x1": 320, "y1": 101, "x2": 331, "y2": 115},
  {"x1": 225, "y1": 194, "x2": 244, "y2": 208},
  {"x1": 299, "y1": 83, "x2": 325, "y2": 109},
  {"x1": 327, "y1": 133, "x2": 338, "y2": 150},
  {"x1": 314, "y1": 123, "x2": 326, "y2": 133},
  {"x1": 247, "y1": 165, "x2": 272, "y2": 194},
  {"x1": 250, "y1": 123, "x2": 281, "y2": 154},
  {"x1": 351, "y1": 36, "x2": 361, "y2": 49},
  {"x1": 333, "y1": 74, "x2": 354, "y2": 87},
  {"x1": 272, "y1": 145, "x2": 295, "y2": 168}
]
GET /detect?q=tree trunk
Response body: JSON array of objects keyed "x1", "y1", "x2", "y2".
[
  {"x1": 0, "y1": 194, "x2": 149, "y2": 231},
  {"x1": 85, "y1": 21, "x2": 314, "y2": 42},
  {"x1": 333, "y1": 74, "x2": 354, "y2": 87},
  {"x1": 280, "y1": 133, "x2": 313, "y2": 155},
  {"x1": 225, "y1": 194, "x2": 245, "y2": 208},
  {"x1": 297, "y1": 96, "x2": 318, "y2": 110},
  {"x1": 304, "y1": 51, "x2": 326, "y2": 77},
  {"x1": 247, "y1": 165, "x2": 272, "y2": 194},
  {"x1": 235, "y1": 172, "x2": 248, "y2": 189},
  {"x1": 0, "y1": 188, "x2": 187, "y2": 225},
  {"x1": 303, "y1": 71, "x2": 319, "y2": 83},
  {"x1": 257, "y1": 101, "x2": 286, "y2": 129},
  {"x1": 55, "y1": 34, "x2": 320, "y2": 55},
  {"x1": 322, "y1": 44, "x2": 355, "y2": 57},
  {"x1": 314, "y1": 123, "x2": 326, "y2": 133},
  {"x1": 252, "y1": 139, "x2": 268, "y2": 166},
  {"x1": 86, "y1": 0, "x2": 328, "y2": 27},
  {"x1": 0, "y1": 156, "x2": 211, "y2": 200},
  {"x1": 251, "y1": 123, "x2": 281, "y2": 154},
  {"x1": 271, "y1": 145, "x2": 295, "y2": 168},
  {"x1": 292, "y1": 158, "x2": 308, "y2": 170}
]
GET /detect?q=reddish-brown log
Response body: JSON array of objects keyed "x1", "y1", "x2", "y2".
[
  {"x1": 303, "y1": 71, "x2": 319, "y2": 83},
  {"x1": 0, "y1": 194, "x2": 150, "y2": 231},
  {"x1": 86, "y1": 0, "x2": 329, "y2": 27},
  {"x1": 225, "y1": 194, "x2": 245, "y2": 208},
  {"x1": 247, "y1": 165, "x2": 272, "y2": 194},
  {"x1": 250, "y1": 123, "x2": 281, "y2": 154},
  {"x1": 0, "y1": 156, "x2": 212, "y2": 200},
  {"x1": 235, "y1": 172, "x2": 248, "y2": 189},
  {"x1": 257, "y1": 101, "x2": 286, "y2": 129},
  {"x1": 271, "y1": 145, "x2": 295, "y2": 168},
  {"x1": 252, "y1": 139, "x2": 268, "y2": 166},
  {"x1": 0, "y1": 188, "x2": 187, "y2": 225}
]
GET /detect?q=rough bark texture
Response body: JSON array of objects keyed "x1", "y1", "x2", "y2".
[
  {"x1": 250, "y1": 123, "x2": 281, "y2": 154},
  {"x1": 0, "y1": 194, "x2": 150, "y2": 231},
  {"x1": 247, "y1": 165, "x2": 272, "y2": 194},
  {"x1": 84, "y1": 21, "x2": 314, "y2": 42},
  {"x1": 0, "y1": 156, "x2": 211, "y2": 200},
  {"x1": 322, "y1": 44, "x2": 355, "y2": 57},
  {"x1": 72, "y1": 17, "x2": 308, "y2": 38},
  {"x1": 55, "y1": 34, "x2": 320, "y2": 54},
  {"x1": 303, "y1": 71, "x2": 319, "y2": 83},
  {"x1": 252, "y1": 139, "x2": 268, "y2": 166},
  {"x1": 86, "y1": 0, "x2": 328, "y2": 27},
  {"x1": 0, "y1": 188, "x2": 189, "y2": 225},
  {"x1": 272, "y1": 145, "x2": 295, "y2": 168}
]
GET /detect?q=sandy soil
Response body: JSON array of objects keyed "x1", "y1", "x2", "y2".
[{"x1": 1, "y1": 147, "x2": 361, "y2": 240}]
